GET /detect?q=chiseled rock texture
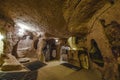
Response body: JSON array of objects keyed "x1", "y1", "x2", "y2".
[
  {"x1": 87, "y1": 0, "x2": 120, "y2": 57},
  {"x1": 86, "y1": 1, "x2": 120, "y2": 80},
  {"x1": 0, "y1": 0, "x2": 111, "y2": 37},
  {"x1": 0, "y1": 0, "x2": 120, "y2": 80}
]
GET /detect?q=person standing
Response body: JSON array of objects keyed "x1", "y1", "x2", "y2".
[{"x1": 60, "y1": 42, "x2": 70, "y2": 63}]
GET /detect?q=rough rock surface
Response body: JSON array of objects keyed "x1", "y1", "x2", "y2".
[
  {"x1": 86, "y1": 1, "x2": 120, "y2": 80},
  {"x1": 0, "y1": 0, "x2": 120, "y2": 80},
  {"x1": 0, "y1": 0, "x2": 110, "y2": 37}
]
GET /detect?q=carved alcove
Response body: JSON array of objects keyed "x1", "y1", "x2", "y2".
[{"x1": 68, "y1": 36, "x2": 89, "y2": 69}]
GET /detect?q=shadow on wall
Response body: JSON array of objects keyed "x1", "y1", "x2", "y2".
[{"x1": 100, "y1": 19, "x2": 120, "y2": 59}]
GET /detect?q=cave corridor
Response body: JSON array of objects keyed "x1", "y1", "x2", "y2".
[{"x1": 0, "y1": 0, "x2": 120, "y2": 80}]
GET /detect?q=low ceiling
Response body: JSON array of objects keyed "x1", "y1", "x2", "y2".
[{"x1": 0, "y1": 0, "x2": 112, "y2": 37}]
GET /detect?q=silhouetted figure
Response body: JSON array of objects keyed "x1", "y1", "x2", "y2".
[{"x1": 48, "y1": 39, "x2": 56, "y2": 60}]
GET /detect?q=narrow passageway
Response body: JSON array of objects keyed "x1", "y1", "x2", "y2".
[
  {"x1": 37, "y1": 61, "x2": 102, "y2": 80},
  {"x1": 0, "y1": 0, "x2": 120, "y2": 80}
]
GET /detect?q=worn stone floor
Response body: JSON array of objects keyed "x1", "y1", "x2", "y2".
[{"x1": 37, "y1": 61, "x2": 102, "y2": 80}]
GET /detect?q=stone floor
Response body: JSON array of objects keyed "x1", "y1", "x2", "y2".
[
  {"x1": 0, "y1": 60, "x2": 102, "y2": 80},
  {"x1": 37, "y1": 61, "x2": 102, "y2": 80}
]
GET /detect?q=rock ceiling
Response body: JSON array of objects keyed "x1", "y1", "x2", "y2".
[{"x1": 0, "y1": 0, "x2": 114, "y2": 37}]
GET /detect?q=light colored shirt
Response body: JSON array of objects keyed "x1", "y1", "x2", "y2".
[{"x1": 60, "y1": 46, "x2": 70, "y2": 54}]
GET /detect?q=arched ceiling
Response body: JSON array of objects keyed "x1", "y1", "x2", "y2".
[{"x1": 0, "y1": 0, "x2": 112, "y2": 37}]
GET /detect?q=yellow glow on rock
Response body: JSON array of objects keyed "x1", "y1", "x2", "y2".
[
  {"x1": 0, "y1": 40, "x2": 4, "y2": 54},
  {"x1": 0, "y1": 33, "x2": 4, "y2": 54},
  {"x1": 0, "y1": 34, "x2": 4, "y2": 40},
  {"x1": 68, "y1": 37, "x2": 84, "y2": 50},
  {"x1": 68, "y1": 37, "x2": 78, "y2": 50}
]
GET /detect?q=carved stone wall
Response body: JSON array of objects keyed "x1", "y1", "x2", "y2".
[{"x1": 86, "y1": 1, "x2": 120, "y2": 80}]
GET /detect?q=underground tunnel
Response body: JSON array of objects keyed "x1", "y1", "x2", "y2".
[{"x1": 0, "y1": 0, "x2": 120, "y2": 80}]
